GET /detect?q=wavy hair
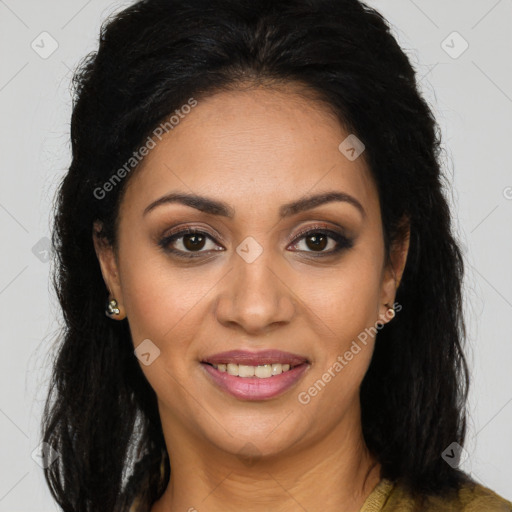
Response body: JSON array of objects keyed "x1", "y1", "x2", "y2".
[{"x1": 42, "y1": 0, "x2": 470, "y2": 510}]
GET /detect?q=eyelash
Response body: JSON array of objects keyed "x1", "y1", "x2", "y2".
[{"x1": 158, "y1": 224, "x2": 354, "y2": 260}]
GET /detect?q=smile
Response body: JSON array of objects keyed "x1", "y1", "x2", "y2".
[
  {"x1": 200, "y1": 349, "x2": 310, "y2": 400},
  {"x1": 207, "y1": 362, "x2": 294, "y2": 378}
]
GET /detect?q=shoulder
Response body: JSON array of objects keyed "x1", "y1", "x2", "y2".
[
  {"x1": 455, "y1": 481, "x2": 512, "y2": 511},
  {"x1": 371, "y1": 478, "x2": 512, "y2": 512}
]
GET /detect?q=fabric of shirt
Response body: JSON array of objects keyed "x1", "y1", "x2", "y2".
[{"x1": 360, "y1": 478, "x2": 512, "y2": 511}]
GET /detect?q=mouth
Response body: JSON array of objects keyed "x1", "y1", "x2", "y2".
[
  {"x1": 200, "y1": 349, "x2": 310, "y2": 400},
  {"x1": 201, "y1": 361, "x2": 303, "y2": 378}
]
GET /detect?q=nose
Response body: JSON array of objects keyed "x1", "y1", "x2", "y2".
[{"x1": 214, "y1": 243, "x2": 296, "y2": 335}]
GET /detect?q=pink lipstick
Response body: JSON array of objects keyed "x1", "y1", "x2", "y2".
[{"x1": 200, "y1": 349, "x2": 310, "y2": 401}]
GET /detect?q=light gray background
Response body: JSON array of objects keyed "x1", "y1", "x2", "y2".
[{"x1": 0, "y1": 0, "x2": 511, "y2": 509}]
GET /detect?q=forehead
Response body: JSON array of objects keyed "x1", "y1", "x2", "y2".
[{"x1": 120, "y1": 85, "x2": 378, "y2": 222}]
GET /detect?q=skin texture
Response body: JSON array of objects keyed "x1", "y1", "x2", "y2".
[{"x1": 93, "y1": 84, "x2": 409, "y2": 512}]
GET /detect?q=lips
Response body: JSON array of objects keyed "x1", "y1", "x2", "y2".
[
  {"x1": 201, "y1": 349, "x2": 308, "y2": 367},
  {"x1": 200, "y1": 349, "x2": 310, "y2": 400}
]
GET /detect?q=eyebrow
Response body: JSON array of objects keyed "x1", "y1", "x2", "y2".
[{"x1": 143, "y1": 191, "x2": 365, "y2": 219}]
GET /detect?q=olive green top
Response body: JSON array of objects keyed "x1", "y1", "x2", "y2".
[{"x1": 360, "y1": 478, "x2": 512, "y2": 511}]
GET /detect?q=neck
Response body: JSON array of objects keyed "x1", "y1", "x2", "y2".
[{"x1": 150, "y1": 405, "x2": 381, "y2": 512}]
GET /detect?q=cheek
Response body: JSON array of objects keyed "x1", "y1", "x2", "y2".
[
  {"x1": 292, "y1": 253, "x2": 384, "y2": 410},
  {"x1": 121, "y1": 262, "x2": 215, "y2": 345},
  {"x1": 298, "y1": 253, "x2": 383, "y2": 340},
  {"x1": 117, "y1": 253, "x2": 212, "y2": 416},
  {"x1": 116, "y1": 227, "x2": 218, "y2": 341},
  {"x1": 297, "y1": 266, "x2": 382, "y2": 416}
]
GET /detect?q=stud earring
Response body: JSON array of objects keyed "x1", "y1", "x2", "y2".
[
  {"x1": 105, "y1": 298, "x2": 121, "y2": 317},
  {"x1": 384, "y1": 302, "x2": 395, "y2": 319}
]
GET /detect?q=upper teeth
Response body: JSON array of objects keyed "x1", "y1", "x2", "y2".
[{"x1": 213, "y1": 363, "x2": 291, "y2": 378}]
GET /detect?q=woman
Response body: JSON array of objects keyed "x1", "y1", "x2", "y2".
[{"x1": 42, "y1": 0, "x2": 512, "y2": 511}]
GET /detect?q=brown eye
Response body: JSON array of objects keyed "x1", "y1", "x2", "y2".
[
  {"x1": 304, "y1": 233, "x2": 328, "y2": 252},
  {"x1": 159, "y1": 228, "x2": 223, "y2": 258},
  {"x1": 182, "y1": 233, "x2": 207, "y2": 251},
  {"x1": 288, "y1": 228, "x2": 354, "y2": 256}
]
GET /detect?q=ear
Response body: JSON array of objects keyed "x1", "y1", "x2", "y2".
[
  {"x1": 378, "y1": 216, "x2": 410, "y2": 324},
  {"x1": 92, "y1": 220, "x2": 126, "y2": 320}
]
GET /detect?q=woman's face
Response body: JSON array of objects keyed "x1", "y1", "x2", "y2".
[{"x1": 95, "y1": 85, "x2": 406, "y2": 461}]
